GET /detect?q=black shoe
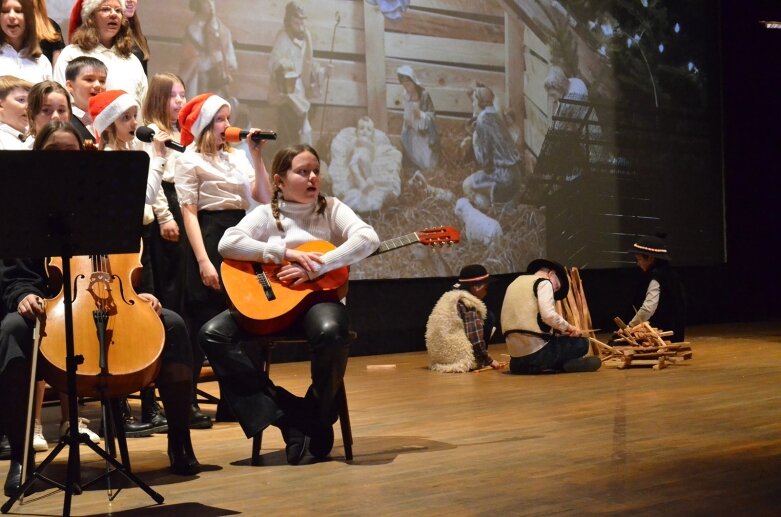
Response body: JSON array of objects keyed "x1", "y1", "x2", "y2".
[
  {"x1": 562, "y1": 356, "x2": 602, "y2": 373},
  {"x1": 0, "y1": 434, "x2": 10, "y2": 461},
  {"x1": 167, "y1": 440, "x2": 201, "y2": 476},
  {"x1": 309, "y1": 424, "x2": 334, "y2": 459},
  {"x1": 141, "y1": 391, "x2": 168, "y2": 433},
  {"x1": 4, "y1": 460, "x2": 21, "y2": 497},
  {"x1": 120, "y1": 398, "x2": 155, "y2": 438},
  {"x1": 280, "y1": 424, "x2": 309, "y2": 465},
  {"x1": 189, "y1": 404, "x2": 213, "y2": 430}
]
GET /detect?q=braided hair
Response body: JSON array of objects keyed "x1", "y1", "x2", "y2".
[{"x1": 270, "y1": 144, "x2": 327, "y2": 232}]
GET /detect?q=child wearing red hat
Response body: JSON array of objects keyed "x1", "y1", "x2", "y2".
[
  {"x1": 53, "y1": 0, "x2": 147, "y2": 107},
  {"x1": 174, "y1": 93, "x2": 272, "y2": 423},
  {"x1": 88, "y1": 89, "x2": 172, "y2": 203}
]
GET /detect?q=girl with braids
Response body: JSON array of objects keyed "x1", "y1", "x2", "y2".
[
  {"x1": 174, "y1": 92, "x2": 272, "y2": 427},
  {"x1": 199, "y1": 144, "x2": 379, "y2": 465}
]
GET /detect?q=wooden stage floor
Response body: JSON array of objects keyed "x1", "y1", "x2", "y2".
[{"x1": 2, "y1": 321, "x2": 781, "y2": 516}]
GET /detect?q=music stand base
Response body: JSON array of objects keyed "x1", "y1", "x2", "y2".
[{"x1": 2, "y1": 413, "x2": 164, "y2": 515}]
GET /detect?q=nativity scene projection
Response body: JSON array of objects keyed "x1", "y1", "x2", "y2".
[{"x1": 121, "y1": 0, "x2": 723, "y2": 278}]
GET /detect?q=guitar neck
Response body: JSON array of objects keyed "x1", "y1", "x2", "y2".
[{"x1": 369, "y1": 232, "x2": 421, "y2": 257}]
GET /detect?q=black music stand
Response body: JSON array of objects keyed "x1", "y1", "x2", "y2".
[{"x1": 0, "y1": 151, "x2": 164, "y2": 516}]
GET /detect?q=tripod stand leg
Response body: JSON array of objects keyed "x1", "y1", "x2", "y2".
[{"x1": 79, "y1": 437, "x2": 164, "y2": 504}]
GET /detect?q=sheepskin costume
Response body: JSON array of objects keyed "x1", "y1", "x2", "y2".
[{"x1": 425, "y1": 289, "x2": 487, "y2": 373}]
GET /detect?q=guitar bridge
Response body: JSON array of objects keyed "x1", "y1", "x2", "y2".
[{"x1": 252, "y1": 263, "x2": 276, "y2": 301}]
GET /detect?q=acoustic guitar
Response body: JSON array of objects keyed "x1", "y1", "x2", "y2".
[{"x1": 221, "y1": 226, "x2": 460, "y2": 335}]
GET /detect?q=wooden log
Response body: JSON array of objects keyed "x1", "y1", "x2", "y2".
[
  {"x1": 653, "y1": 357, "x2": 668, "y2": 370},
  {"x1": 627, "y1": 359, "x2": 662, "y2": 367}
]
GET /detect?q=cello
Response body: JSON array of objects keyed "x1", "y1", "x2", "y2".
[
  {"x1": 39, "y1": 251, "x2": 165, "y2": 399},
  {"x1": 36, "y1": 139, "x2": 166, "y2": 399}
]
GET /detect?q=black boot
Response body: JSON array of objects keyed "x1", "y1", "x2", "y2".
[
  {"x1": 4, "y1": 460, "x2": 21, "y2": 497},
  {"x1": 2, "y1": 453, "x2": 35, "y2": 497},
  {"x1": 159, "y1": 378, "x2": 201, "y2": 475},
  {"x1": 141, "y1": 388, "x2": 168, "y2": 433},
  {"x1": 189, "y1": 403, "x2": 213, "y2": 429},
  {"x1": 276, "y1": 416, "x2": 309, "y2": 465},
  {"x1": 309, "y1": 423, "x2": 334, "y2": 460},
  {"x1": 167, "y1": 433, "x2": 201, "y2": 476},
  {"x1": 0, "y1": 434, "x2": 10, "y2": 460},
  {"x1": 120, "y1": 398, "x2": 154, "y2": 438}
]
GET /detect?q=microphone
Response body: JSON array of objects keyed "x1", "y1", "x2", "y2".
[
  {"x1": 135, "y1": 126, "x2": 186, "y2": 153},
  {"x1": 224, "y1": 127, "x2": 277, "y2": 143}
]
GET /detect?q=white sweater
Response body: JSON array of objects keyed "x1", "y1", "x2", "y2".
[{"x1": 218, "y1": 197, "x2": 379, "y2": 279}]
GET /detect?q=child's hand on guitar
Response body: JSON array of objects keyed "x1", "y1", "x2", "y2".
[
  {"x1": 276, "y1": 263, "x2": 312, "y2": 286},
  {"x1": 284, "y1": 248, "x2": 325, "y2": 272}
]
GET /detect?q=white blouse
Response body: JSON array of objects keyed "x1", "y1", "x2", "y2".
[
  {"x1": 53, "y1": 44, "x2": 148, "y2": 105},
  {"x1": 104, "y1": 140, "x2": 166, "y2": 209},
  {"x1": 141, "y1": 123, "x2": 181, "y2": 225},
  {"x1": 0, "y1": 43, "x2": 52, "y2": 84},
  {"x1": 174, "y1": 148, "x2": 254, "y2": 212},
  {"x1": 0, "y1": 123, "x2": 27, "y2": 150}
]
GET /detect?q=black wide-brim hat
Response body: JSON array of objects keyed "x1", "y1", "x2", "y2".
[
  {"x1": 629, "y1": 235, "x2": 671, "y2": 261},
  {"x1": 527, "y1": 259, "x2": 569, "y2": 300},
  {"x1": 455, "y1": 264, "x2": 492, "y2": 286}
]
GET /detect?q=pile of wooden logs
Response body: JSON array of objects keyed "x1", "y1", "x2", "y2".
[
  {"x1": 590, "y1": 318, "x2": 692, "y2": 370},
  {"x1": 555, "y1": 267, "x2": 595, "y2": 339}
]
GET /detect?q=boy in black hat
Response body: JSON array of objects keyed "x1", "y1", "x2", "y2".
[
  {"x1": 627, "y1": 234, "x2": 686, "y2": 340},
  {"x1": 501, "y1": 259, "x2": 601, "y2": 374},
  {"x1": 425, "y1": 264, "x2": 504, "y2": 372}
]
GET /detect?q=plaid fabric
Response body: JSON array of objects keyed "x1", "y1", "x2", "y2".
[{"x1": 457, "y1": 300, "x2": 492, "y2": 368}]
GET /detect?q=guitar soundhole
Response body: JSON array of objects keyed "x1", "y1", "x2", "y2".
[{"x1": 252, "y1": 263, "x2": 276, "y2": 301}]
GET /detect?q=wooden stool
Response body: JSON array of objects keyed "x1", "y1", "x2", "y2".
[{"x1": 250, "y1": 332, "x2": 356, "y2": 465}]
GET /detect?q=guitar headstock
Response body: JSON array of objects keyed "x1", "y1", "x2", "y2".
[{"x1": 415, "y1": 226, "x2": 461, "y2": 246}]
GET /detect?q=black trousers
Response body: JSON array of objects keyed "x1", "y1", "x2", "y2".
[
  {"x1": 199, "y1": 302, "x2": 351, "y2": 438},
  {"x1": 149, "y1": 182, "x2": 186, "y2": 314},
  {"x1": 0, "y1": 308, "x2": 192, "y2": 462},
  {"x1": 509, "y1": 335, "x2": 589, "y2": 374},
  {"x1": 183, "y1": 209, "x2": 244, "y2": 398}
]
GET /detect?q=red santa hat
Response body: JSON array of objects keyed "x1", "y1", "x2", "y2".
[
  {"x1": 178, "y1": 93, "x2": 230, "y2": 147},
  {"x1": 69, "y1": 0, "x2": 127, "y2": 40},
  {"x1": 89, "y1": 90, "x2": 138, "y2": 136}
]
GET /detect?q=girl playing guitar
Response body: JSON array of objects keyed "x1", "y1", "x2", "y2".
[{"x1": 200, "y1": 144, "x2": 379, "y2": 465}]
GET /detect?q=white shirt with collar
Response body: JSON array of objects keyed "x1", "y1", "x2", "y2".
[
  {"x1": 0, "y1": 43, "x2": 52, "y2": 84},
  {"x1": 71, "y1": 105, "x2": 97, "y2": 139},
  {"x1": 0, "y1": 123, "x2": 27, "y2": 150},
  {"x1": 53, "y1": 44, "x2": 148, "y2": 105}
]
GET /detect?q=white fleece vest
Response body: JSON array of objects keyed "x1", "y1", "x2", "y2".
[{"x1": 425, "y1": 290, "x2": 487, "y2": 373}]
